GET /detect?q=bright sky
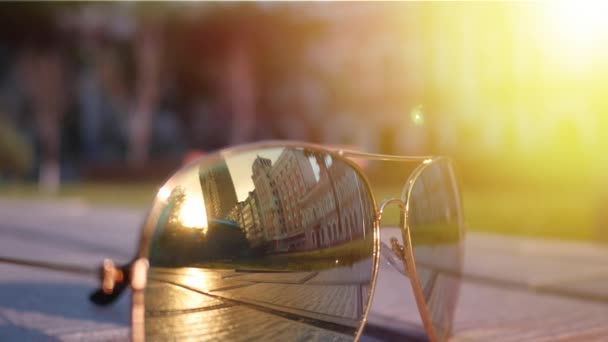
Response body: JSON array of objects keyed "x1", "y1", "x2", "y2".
[
  {"x1": 224, "y1": 148, "x2": 326, "y2": 201},
  {"x1": 223, "y1": 148, "x2": 283, "y2": 201},
  {"x1": 541, "y1": 1, "x2": 608, "y2": 70}
]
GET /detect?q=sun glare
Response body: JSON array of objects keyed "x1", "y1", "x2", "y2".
[
  {"x1": 179, "y1": 196, "x2": 208, "y2": 231},
  {"x1": 543, "y1": 1, "x2": 608, "y2": 65}
]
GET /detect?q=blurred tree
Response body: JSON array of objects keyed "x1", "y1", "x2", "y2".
[
  {"x1": 0, "y1": 3, "x2": 73, "y2": 189},
  {"x1": 18, "y1": 45, "x2": 68, "y2": 192},
  {"x1": 167, "y1": 186, "x2": 186, "y2": 226},
  {"x1": 164, "y1": 3, "x2": 327, "y2": 149},
  {"x1": 150, "y1": 185, "x2": 186, "y2": 266},
  {"x1": 128, "y1": 15, "x2": 163, "y2": 167},
  {"x1": 0, "y1": 117, "x2": 33, "y2": 177}
]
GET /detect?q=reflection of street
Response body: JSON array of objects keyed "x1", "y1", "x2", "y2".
[{"x1": 145, "y1": 259, "x2": 373, "y2": 341}]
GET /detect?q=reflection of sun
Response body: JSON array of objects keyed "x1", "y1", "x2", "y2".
[
  {"x1": 157, "y1": 186, "x2": 171, "y2": 202},
  {"x1": 179, "y1": 197, "x2": 208, "y2": 231},
  {"x1": 178, "y1": 270, "x2": 214, "y2": 292}
]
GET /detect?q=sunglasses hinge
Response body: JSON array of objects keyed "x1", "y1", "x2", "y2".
[{"x1": 101, "y1": 259, "x2": 124, "y2": 294}]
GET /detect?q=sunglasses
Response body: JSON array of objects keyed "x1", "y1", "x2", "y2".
[{"x1": 89, "y1": 141, "x2": 465, "y2": 342}]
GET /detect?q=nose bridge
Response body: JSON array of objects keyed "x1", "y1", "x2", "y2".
[{"x1": 378, "y1": 197, "x2": 406, "y2": 222}]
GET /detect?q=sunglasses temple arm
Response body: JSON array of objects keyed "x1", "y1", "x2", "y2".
[
  {"x1": 89, "y1": 259, "x2": 133, "y2": 306},
  {"x1": 0, "y1": 255, "x2": 97, "y2": 276},
  {"x1": 0, "y1": 256, "x2": 125, "y2": 306}
]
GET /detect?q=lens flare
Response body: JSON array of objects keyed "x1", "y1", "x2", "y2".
[{"x1": 411, "y1": 105, "x2": 425, "y2": 127}]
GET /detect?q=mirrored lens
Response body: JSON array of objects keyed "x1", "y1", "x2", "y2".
[
  {"x1": 141, "y1": 147, "x2": 376, "y2": 341},
  {"x1": 407, "y1": 159, "x2": 464, "y2": 341}
]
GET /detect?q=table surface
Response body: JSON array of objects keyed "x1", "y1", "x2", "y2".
[{"x1": 1, "y1": 198, "x2": 607, "y2": 341}]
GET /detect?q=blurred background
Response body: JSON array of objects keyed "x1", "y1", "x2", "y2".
[{"x1": 1, "y1": 2, "x2": 607, "y2": 243}]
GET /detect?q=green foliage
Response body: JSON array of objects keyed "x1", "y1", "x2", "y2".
[
  {"x1": 463, "y1": 186, "x2": 598, "y2": 242},
  {"x1": 0, "y1": 118, "x2": 33, "y2": 176},
  {"x1": 0, "y1": 183, "x2": 156, "y2": 207},
  {"x1": 376, "y1": 184, "x2": 602, "y2": 243},
  {"x1": 1, "y1": 182, "x2": 603, "y2": 243},
  {"x1": 166, "y1": 186, "x2": 186, "y2": 228}
]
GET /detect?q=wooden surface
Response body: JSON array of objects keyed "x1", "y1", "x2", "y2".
[{"x1": 1, "y1": 199, "x2": 607, "y2": 341}]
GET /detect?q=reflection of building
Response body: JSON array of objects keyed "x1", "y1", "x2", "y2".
[
  {"x1": 226, "y1": 191, "x2": 264, "y2": 247},
  {"x1": 199, "y1": 160, "x2": 238, "y2": 221},
  {"x1": 268, "y1": 149, "x2": 317, "y2": 251},
  {"x1": 227, "y1": 202, "x2": 244, "y2": 226},
  {"x1": 230, "y1": 148, "x2": 373, "y2": 253},
  {"x1": 252, "y1": 156, "x2": 283, "y2": 242},
  {"x1": 300, "y1": 157, "x2": 373, "y2": 250},
  {"x1": 241, "y1": 191, "x2": 264, "y2": 247}
]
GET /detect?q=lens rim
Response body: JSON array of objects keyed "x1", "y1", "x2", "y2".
[
  {"x1": 131, "y1": 141, "x2": 382, "y2": 342},
  {"x1": 400, "y1": 157, "x2": 465, "y2": 342}
]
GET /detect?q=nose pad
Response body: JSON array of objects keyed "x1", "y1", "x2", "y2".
[
  {"x1": 369, "y1": 208, "x2": 426, "y2": 336},
  {"x1": 390, "y1": 237, "x2": 409, "y2": 274},
  {"x1": 378, "y1": 198, "x2": 409, "y2": 276},
  {"x1": 379, "y1": 240, "x2": 409, "y2": 278}
]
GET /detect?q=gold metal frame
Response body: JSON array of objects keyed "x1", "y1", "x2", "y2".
[
  {"x1": 399, "y1": 156, "x2": 465, "y2": 342},
  {"x1": 130, "y1": 140, "x2": 463, "y2": 342}
]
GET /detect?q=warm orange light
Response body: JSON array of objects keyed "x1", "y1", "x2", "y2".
[
  {"x1": 179, "y1": 269, "x2": 215, "y2": 292},
  {"x1": 410, "y1": 105, "x2": 424, "y2": 127},
  {"x1": 157, "y1": 186, "x2": 171, "y2": 202},
  {"x1": 179, "y1": 197, "x2": 208, "y2": 231}
]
